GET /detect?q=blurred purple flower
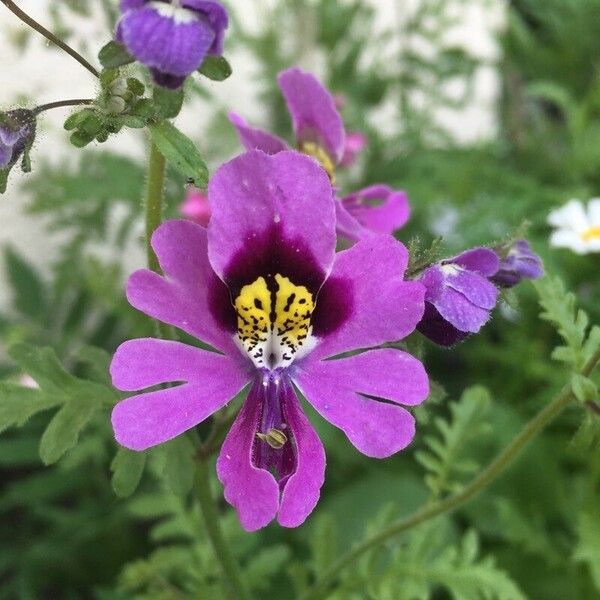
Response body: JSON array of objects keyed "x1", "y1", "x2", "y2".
[
  {"x1": 180, "y1": 186, "x2": 211, "y2": 227},
  {"x1": 0, "y1": 110, "x2": 35, "y2": 169},
  {"x1": 116, "y1": 0, "x2": 228, "y2": 89},
  {"x1": 417, "y1": 248, "x2": 500, "y2": 346},
  {"x1": 340, "y1": 131, "x2": 368, "y2": 167},
  {"x1": 110, "y1": 150, "x2": 428, "y2": 530},
  {"x1": 336, "y1": 184, "x2": 410, "y2": 241},
  {"x1": 492, "y1": 239, "x2": 544, "y2": 288},
  {"x1": 229, "y1": 67, "x2": 408, "y2": 240}
]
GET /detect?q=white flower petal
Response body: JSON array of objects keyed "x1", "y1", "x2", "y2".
[{"x1": 547, "y1": 199, "x2": 589, "y2": 231}]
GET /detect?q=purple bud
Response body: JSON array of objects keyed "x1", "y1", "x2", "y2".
[
  {"x1": 491, "y1": 239, "x2": 544, "y2": 288},
  {"x1": 116, "y1": 0, "x2": 229, "y2": 89},
  {"x1": 0, "y1": 109, "x2": 35, "y2": 170},
  {"x1": 416, "y1": 248, "x2": 500, "y2": 347}
]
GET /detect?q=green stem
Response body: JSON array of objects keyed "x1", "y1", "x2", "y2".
[
  {"x1": 304, "y1": 348, "x2": 600, "y2": 600},
  {"x1": 145, "y1": 141, "x2": 166, "y2": 275},
  {"x1": 195, "y1": 459, "x2": 252, "y2": 600},
  {"x1": 34, "y1": 99, "x2": 94, "y2": 115},
  {"x1": 1, "y1": 0, "x2": 99, "y2": 78}
]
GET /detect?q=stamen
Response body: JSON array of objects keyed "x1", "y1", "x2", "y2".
[
  {"x1": 300, "y1": 141, "x2": 336, "y2": 183},
  {"x1": 256, "y1": 428, "x2": 288, "y2": 449}
]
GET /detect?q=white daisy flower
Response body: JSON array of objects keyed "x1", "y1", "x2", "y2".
[{"x1": 548, "y1": 198, "x2": 600, "y2": 254}]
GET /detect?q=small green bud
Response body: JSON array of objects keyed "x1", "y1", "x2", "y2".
[
  {"x1": 106, "y1": 96, "x2": 127, "y2": 115},
  {"x1": 127, "y1": 77, "x2": 145, "y2": 97},
  {"x1": 109, "y1": 78, "x2": 129, "y2": 97}
]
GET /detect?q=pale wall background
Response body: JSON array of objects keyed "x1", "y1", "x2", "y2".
[{"x1": 0, "y1": 0, "x2": 504, "y2": 309}]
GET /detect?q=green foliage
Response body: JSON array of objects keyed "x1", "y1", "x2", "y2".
[
  {"x1": 574, "y1": 510, "x2": 600, "y2": 591},
  {"x1": 5, "y1": 343, "x2": 116, "y2": 465},
  {"x1": 149, "y1": 121, "x2": 209, "y2": 187},
  {"x1": 98, "y1": 40, "x2": 134, "y2": 69},
  {"x1": 111, "y1": 447, "x2": 146, "y2": 498},
  {"x1": 198, "y1": 55, "x2": 233, "y2": 81},
  {"x1": 416, "y1": 386, "x2": 492, "y2": 496}
]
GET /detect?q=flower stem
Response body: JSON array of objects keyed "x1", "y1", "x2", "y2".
[
  {"x1": 303, "y1": 347, "x2": 600, "y2": 600},
  {"x1": 195, "y1": 459, "x2": 252, "y2": 600},
  {"x1": 1, "y1": 0, "x2": 99, "y2": 78},
  {"x1": 145, "y1": 141, "x2": 166, "y2": 275},
  {"x1": 34, "y1": 99, "x2": 94, "y2": 115}
]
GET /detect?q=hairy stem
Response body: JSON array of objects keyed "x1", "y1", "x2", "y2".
[
  {"x1": 145, "y1": 141, "x2": 166, "y2": 275},
  {"x1": 1, "y1": 0, "x2": 99, "y2": 78},
  {"x1": 304, "y1": 348, "x2": 600, "y2": 600},
  {"x1": 195, "y1": 459, "x2": 252, "y2": 600},
  {"x1": 34, "y1": 99, "x2": 94, "y2": 115}
]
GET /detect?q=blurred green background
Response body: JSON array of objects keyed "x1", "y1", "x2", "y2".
[{"x1": 0, "y1": 1, "x2": 599, "y2": 598}]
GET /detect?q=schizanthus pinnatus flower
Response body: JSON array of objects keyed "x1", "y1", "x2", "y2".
[
  {"x1": 116, "y1": 0, "x2": 228, "y2": 89},
  {"x1": 229, "y1": 67, "x2": 408, "y2": 240},
  {"x1": 111, "y1": 150, "x2": 429, "y2": 530},
  {"x1": 416, "y1": 248, "x2": 500, "y2": 347},
  {"x1": 492, "y1": 239, "x2": 543, "y2": 288}
]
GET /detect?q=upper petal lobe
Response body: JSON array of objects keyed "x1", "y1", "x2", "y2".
[{"x1": 311, "y1": 235, "x2": 426, "y2": 359}]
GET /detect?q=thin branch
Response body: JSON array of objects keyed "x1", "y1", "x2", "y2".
[{"x1": 34, "y1": 98, "x2": 94, "y2": 115}]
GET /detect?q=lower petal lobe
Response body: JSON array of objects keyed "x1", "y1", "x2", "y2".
[
  {"x1": 111, "y1": 339, "x2": 249, "y2": 451},
  {"x1": 295, "y1": 349, "x2": 428, "y2": 458}
]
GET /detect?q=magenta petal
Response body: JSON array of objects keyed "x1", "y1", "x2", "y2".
[
  {"x1": 295, "y1": 350, "x2": 424, "y2": 458},
  {"x1": 334, "y1": 201, "x2": 374, "y2": 242},
  {"x1": 341, "y1": 185, "x2": 410, "y2": 236},
  {"x1": 111, "y1": 341, "x2": 249, "y2": 451},
  {"x1": 208, "y1": 150, "x2": 336, "y2": 282},
  {"x1": 278, "y1": 67, "x2": 346, "y2": 164},
  {"x1": 435, "y1": 287, "x2": 492, "y2": 333},
  {"x1": 452, "y1": 248, "x2": 499, "y2": 277},
  {"x1": 126, "y1": 221, "x2": 237, "y2": 354},
  {"x1": 217, "y1": 384, "x2": 280, "y2": 531},
  {"x1": 311, "y1": 235, "x2": 426, "y2": 360},
  {"x1": 444, "y1": 269, "x2": 498, "y2": 310},
  {"x1": 229, "y1": 113, "x2": 289, "y2": 154},
  {"x1": 278, "y1": 389, "x2": 326, "y2": 528}
]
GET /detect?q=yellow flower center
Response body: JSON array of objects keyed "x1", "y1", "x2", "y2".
[
  {"x1": 234, "y1": 274, "x2": 315, "y2": 369},
  {"x1": 581, "y1": 226, "x2": 600, "y2": 242},
  {"x1": 300, "y1": 141, "x2": 336, "y2": 183}
]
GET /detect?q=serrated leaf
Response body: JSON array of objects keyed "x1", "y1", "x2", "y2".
[
  {"x1": 98, "y1": 41, "x2": 134, "y2": 69},
  {"x1": 111, "y1": 447, "x2": 146, "y2": 498},
  {"x1": 418, "y1": 386, "x2": 491, "y2": 496},
  {"x1": 162, "y1": 435, "x2": 195, "y2": 496},
  {"x1": 148, "y1": 121, "x2": 208, "y2": 187},
  {"x1": 39, "y1": 397, "x2": 100, "y2": 464},
  {"x1": 9, "y1": 344, "x2": 75, "y2": 391},
  {"x1": 0, "y1": 383, "x2": 62, "y2": 434},
  {"x1": 197, "y1": 55, "x2": 232, "y2": 81}
]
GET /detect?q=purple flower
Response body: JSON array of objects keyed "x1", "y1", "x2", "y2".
[
  {"x1": 416, "y1": 248, "x2": 500, "y2": 347},
  {"x1": 491, "y1": 239, "x2": 544, "y2": 288},
  {"x1": 229, "y1": 67, "x2": 409, "y2": 240},
  {"x1": 116, "y1": 0, "x2": 228, "y2": 89},
  {"x1": 0, "y1": 110, "x2": 35, "y2": 169},
  {"x1": 110, "y1": 150, "x2": 428, "y2": 530}
]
